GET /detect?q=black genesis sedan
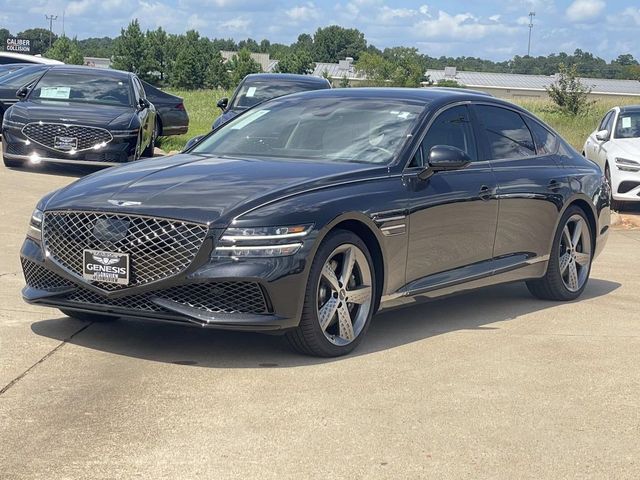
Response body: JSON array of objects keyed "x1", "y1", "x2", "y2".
[
  {"x1": 20, "y1": 88, "x2": 610, "y2": 357},
  {"x1": 141, "y1": 80, "x2": 189, "y2": 137},
  {"x1": 213, "y1": 73, "x2": 331, "y2": 129},
  {"x1": 2, "y1": 65, "x2": 157, "y2": 168},
  {"x1": 0, "y1": 64, "x2": 50, "y2": 126}
]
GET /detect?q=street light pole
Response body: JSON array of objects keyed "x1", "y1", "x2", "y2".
[
  {"x1": 527, "y1": 11, "x2": 536, "y2": 57},
  {"x1": 45, "y1": 14, "x2": 58, "y2": 48}
]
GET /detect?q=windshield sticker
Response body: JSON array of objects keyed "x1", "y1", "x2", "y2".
[
  {"x1": 621, "y1": 116, "x2": 632, "y2": 129},
  {"x1": 246, "y1": 86, "x2": 257, "y2": 97},
  {"x1": 230, "y1": 109, "x2": 270, "y2": 129},
  {"x1": 40, "y1": 86, "x2": 71, "y2": 99}
]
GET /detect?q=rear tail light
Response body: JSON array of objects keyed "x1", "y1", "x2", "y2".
[{"x1": 176, "y1": 102, "x2": 185, "y2": 111}]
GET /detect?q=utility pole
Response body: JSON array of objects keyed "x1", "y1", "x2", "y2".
[
  {"x1": 527, "y1": 11, "x2": 536, "y2": 57},
  {"x1": 45, "y1": 14, "x2": 58, "y2": 48}
]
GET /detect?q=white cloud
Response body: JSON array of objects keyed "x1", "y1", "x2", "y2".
[
  {"x1": 219, "y1": 17, "x2": 251, "y2": 32},
  {"x1": 419, "y1": 5, "x2": 429, "y2": 16},
  {"x1": 489, "y1": 14, "x2": 501, "y2": 22},
  {"x1": 415, "y1": 10, "x2": 517, "y2": 41},
  {"x1": 566, "y1": 0, "x2": 606, "y2": 23},
  {"x1": 286, "y1": 2, "x2": 320, "y2": 22},
  {"x1": 186, "y1": 13, "x2": 207, "y2": 30},
  {"x1": 378, "y1": 6, "x2": 415, "y2": 23},
  {"x1": 66, "y1": 0, "x2": 94, "y2": 16}
]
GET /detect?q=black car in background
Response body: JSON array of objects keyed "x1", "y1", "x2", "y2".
[
  {"x1": 0, "y1": 64, "x2": 50, "y2": 126},
  {"x1": 141, "y1": 81, "x2": 189, "y2": 137},
  {"x1": 2, "y1": 65, "x2": 157, "y2": 167},
  {"x1": 20, "y1": 88, "x2": 609, "y2": 356},
  {"x1": 212, "y1": 73, "x2": 331, "y2": 129}
]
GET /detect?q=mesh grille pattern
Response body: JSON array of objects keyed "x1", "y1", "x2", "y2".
[
  {"x1": 22, "y1": 123, "x2": 113, "y2": 152},
  {"x1": 21, "y1": 258, "x2": 74, "y2": 290},
  {"x1": 6, "y1": 142, "x2": 127, "y2": 162},
  {"x1": 66, "y1": 282, "x2": 270, "y2": 314},
  {"x1": 43, "y1": 211, "x2": 208, "y2": 291},
  {"x1": 21, "y1": 258, "x2": 270, "y2": 315}
]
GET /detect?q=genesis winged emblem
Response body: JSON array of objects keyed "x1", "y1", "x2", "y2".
[{"x1": 92, "y1": 254, "x2": 119, "y2": 266}]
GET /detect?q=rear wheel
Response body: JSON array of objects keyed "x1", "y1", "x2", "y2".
[
  {"x1": 59, "y1": 308, "x2": 118, "y2": 322},
  {"x1": 286, "y1": 230, "x2": 377, "y2": 357},
  {"x1": 527, "y1": 206, "x2": 593, "y2": 301}
]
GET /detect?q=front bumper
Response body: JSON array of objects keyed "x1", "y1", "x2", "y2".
[
  {"x1": 20, "y1": 236, "x2": 307, "y2": 332},
  {"x1": 2, "y1": 126, "x2": 138, "y2": 167},
  {"x1": 611, "y1": 166, "x2": 640, "y2": 202}
]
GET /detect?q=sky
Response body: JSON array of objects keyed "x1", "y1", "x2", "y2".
[{"x1": 1, "y1": 0, "x2": 639, "y2": 61}]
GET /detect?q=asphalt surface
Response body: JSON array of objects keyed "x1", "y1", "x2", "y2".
[{"x1": 1, "y1": 158, "x2": 639, "y2": 479}]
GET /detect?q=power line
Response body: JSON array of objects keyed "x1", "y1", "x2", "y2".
[{"x1": 45, "y1": 14, "x2": 58, "y2": 48}]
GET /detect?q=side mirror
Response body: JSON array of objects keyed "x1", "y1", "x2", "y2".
[
  {"x1": 139, "y1": 98, "x2": 150, "y2": 110},
  {"x1": 418, "y1": 145, "x2": 471, "y2": 181},
  {"x1": 16, "y1": 86, "x2": 28, "y2": 99},
  {"x1": 217, "y1": 97, "x2": 228, "y2": 111},
  {"x1": 183, "y1": 135, "x2": 204, "y2": 151},
  {"x1": 595, "y1": 129, "x2": 609, "y2": 142}
]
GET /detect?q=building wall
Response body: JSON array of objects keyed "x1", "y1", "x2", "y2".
[{"x1": 455, "y1": 86, "x2": 640, "y2": 102}]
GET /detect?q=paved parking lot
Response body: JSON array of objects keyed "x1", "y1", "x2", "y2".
[{"x1": 1, "y1": 159, "x2": 639, "y2": 479}]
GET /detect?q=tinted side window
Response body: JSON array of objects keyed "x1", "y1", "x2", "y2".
[
  {"x1": 598, "y1": 111, "x2": 612, "y2": 131},
  {"x1": 524, "y1": 117, "x2": 558, "y2": 155},
  {"x1": 4, "y1": 69, "x2": 44, "y2": 89},
  {"x1": 476, "y1": 105, "x2": 536, "y2": 160},
  {"x1": 604, "y1": 112, "x2": 615, "y2": 133},
  {"x1": 417, "y1": 105, "x2": 477, "y2": 166}
]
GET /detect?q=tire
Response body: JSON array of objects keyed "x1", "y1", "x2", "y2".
[
  {"x1": 286, "y1": 230, "x2": 377, "y2": 357},
  {"x1": 59, "y1": 308, "x2": 118, "y2": 322},
  {"x1": 526, "y1": 206, "x2": 593, "y2": 301},
  {"x1": 141, "y1": 120, "x2": 158, "y2": 158},
  {"x1": 605, "y1": 164, "x2": 623, "y2": 212}
]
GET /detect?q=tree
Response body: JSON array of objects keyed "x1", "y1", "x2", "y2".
[
  {"x1": 356, "y1": 49, "x2": 424, "y2": 87},
  {"x1": 146, "y1": 27, "x2": 169, "y2": 82},
  {"x1": 77, "y1": 37, "x2": 115, "y2": 58},
  {"x1": 0, "y1": 28, "x2": 11, "y2": 50},
  {"x1": 612, "y1": 54, "x2": 638, "y2": 66},
  {"x1": 206, "y1": 49, "x2": 231, "y2": 89},
  {"x1": 17, "y1": 28, "x2": 55, "y2": 55},
  {"x1": 339, "y1": 75, "x2": 350, "y2": 88},
  {"x1": 545, "y1": 63, "x2": 594, "y2": 115},
  {"x1": 313, "y1": 26, "x2": 366, "y2": 63},
  {"x1": 171, "y1": 30, "x2": 211, "y2": 89},
  {"x1": 112, "y1": 20, "x2": 152, "y2": 78},
  {"x1": 275, "y1": 50, "x2": 314, "y2": 74},
  {"x1": 45, "y1": 36, "x2": 84, "y2": 65},
  {"x1": 228, "y1": 48, "x2": 262, "y2": 85},
  {"x1": 238, "y1": 38, "x2": 260, "y2": 52}
]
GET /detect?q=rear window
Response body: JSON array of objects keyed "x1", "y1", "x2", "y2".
[
  {"x1": 230, "y1": 80, "x2": 327, "y2": 109},
  {"x1": 476, "y1": 105, "x2": 536, "y2": 160}
]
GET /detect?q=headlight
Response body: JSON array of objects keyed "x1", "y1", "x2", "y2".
[
  {"x1": 27, "y1": 208, "x2": 43, "y2": 240},
  {"x1": 213, "y1": 224, "x2": 312, "y2": 258},
  {"x1": 2, "y1": 119, "x2": 26, "y2": 129},
  {"x1": 615, "y1": 157, "x2": 640, "y2": 172}
]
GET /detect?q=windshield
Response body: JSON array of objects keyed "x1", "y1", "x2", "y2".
[
  {"x1": 192, "y1": 96, "x2": 424, "y2": 164},
  {"x1": 30, "y1": 71, "x2": 132, "y2": 107},
  {"x1": 230, "y1": 80, "x2": 326, "y2": 110},
  {"x1": 615, "y1": 112, "x2": 640, "y2": 139}
]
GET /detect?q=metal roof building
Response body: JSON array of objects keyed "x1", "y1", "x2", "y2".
[
  {"x1": 312, "y1": 58, "x2": 367, "y2": 86},
  {"x1": 426, "y1": 67, "x2": 640, "y2": 99}
]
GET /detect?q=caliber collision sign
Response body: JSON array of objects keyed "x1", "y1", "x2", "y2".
[{"x1": 6, "y1": 38, "x2": 31, "y2": 53}]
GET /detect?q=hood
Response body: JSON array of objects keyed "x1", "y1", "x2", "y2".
[
  {"x1": 10, "y1": 99, "x2": 134, "y2": 128},
  {"x1": 43, "y1": 154, "x2": 386, "y2": 226},
  {"x1": 612, "y1": 138, "x2": 640, "y2": 158}
]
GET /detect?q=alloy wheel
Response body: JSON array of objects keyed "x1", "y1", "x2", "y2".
[
  {"x1": 559, "y1": 214, "x2": 591, "y2": 292},
  {"x1": 316, "y1": 243, "x2": 373, "y2": 346}
]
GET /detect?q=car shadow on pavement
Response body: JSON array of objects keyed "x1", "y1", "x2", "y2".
[{"x1": 31, "y1": 279, "x2": 620, "y2": 368}]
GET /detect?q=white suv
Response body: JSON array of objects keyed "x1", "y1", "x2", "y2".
[{"x1": 583, "y1": 106, "x2": 640, "y2": 210}]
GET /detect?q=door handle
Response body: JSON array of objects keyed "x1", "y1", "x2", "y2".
[
  {"x1": 479, "y1": 185, "x2": 492, "y2": 201},
  {"x1": 548, "y1": 179, "x2": 561, "y2": 192}
]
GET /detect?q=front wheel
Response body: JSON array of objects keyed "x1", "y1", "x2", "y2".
[
  {"x1": 286, "y1": 230, "x2": 377, "y2": 357},
  {"x1": 526, "y1": 206, "x2": 593, "y2": 301},
  {"x1": 141, "y1": 120, "x2": 158, "y2": 158}
]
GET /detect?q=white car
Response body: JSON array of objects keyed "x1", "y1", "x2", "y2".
[{"x1": 583, "y1": 106, "x2": 640, "y2": 210}]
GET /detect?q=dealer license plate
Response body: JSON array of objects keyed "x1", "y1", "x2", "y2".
[
  {"x1": 54, "y1": 136, "x2": 78, "y2": 150},
  {"x1": 83, "y1": 249, "x2": 129, "y2": 285}
]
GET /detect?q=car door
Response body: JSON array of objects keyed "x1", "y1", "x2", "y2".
[
  {"x1": 584, "y1": 111, "x2": 611, "y2": 164},
  {"x1": 472, "y1": 103, "x2": 569, "y2": 265},
  {"x1": 403, "y1": 103, "x2": 499, "y2": 291}
]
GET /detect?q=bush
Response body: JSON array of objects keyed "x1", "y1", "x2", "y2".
[{"x1": 546, "y1": 63, "x2": 594, "y2": 115}]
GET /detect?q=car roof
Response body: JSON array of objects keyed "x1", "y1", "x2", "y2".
[
  {"x1": 619, "y1": 105, "x2": 640, "y2": 114},
  {"x1": 44, "y1": 65, "x2": 133, "y2": 80},
  {"x1": 243, "y1": 73, "x2": 330, "y2": 86}
]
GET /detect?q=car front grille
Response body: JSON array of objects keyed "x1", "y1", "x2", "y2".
[
  {"x1": 42, "y1": 211, "x2": 209, "y2": 291},
  {"x1": 22, "y1": 123, "x2": 113, "y2": 152},
  {"x1": 5, "y1": 142, "x2": 127, "y2": 162},
  {"x1": 21, "y1": 258, "x2": 270, "y2": 315}
]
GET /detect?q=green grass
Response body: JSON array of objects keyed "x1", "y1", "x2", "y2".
[
  {"x1": 158, "y1": 89, "x2": 638, "y2": 152},
  {"x1": 157, "y1": 89, "x2": 232, "y2": 152}
]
